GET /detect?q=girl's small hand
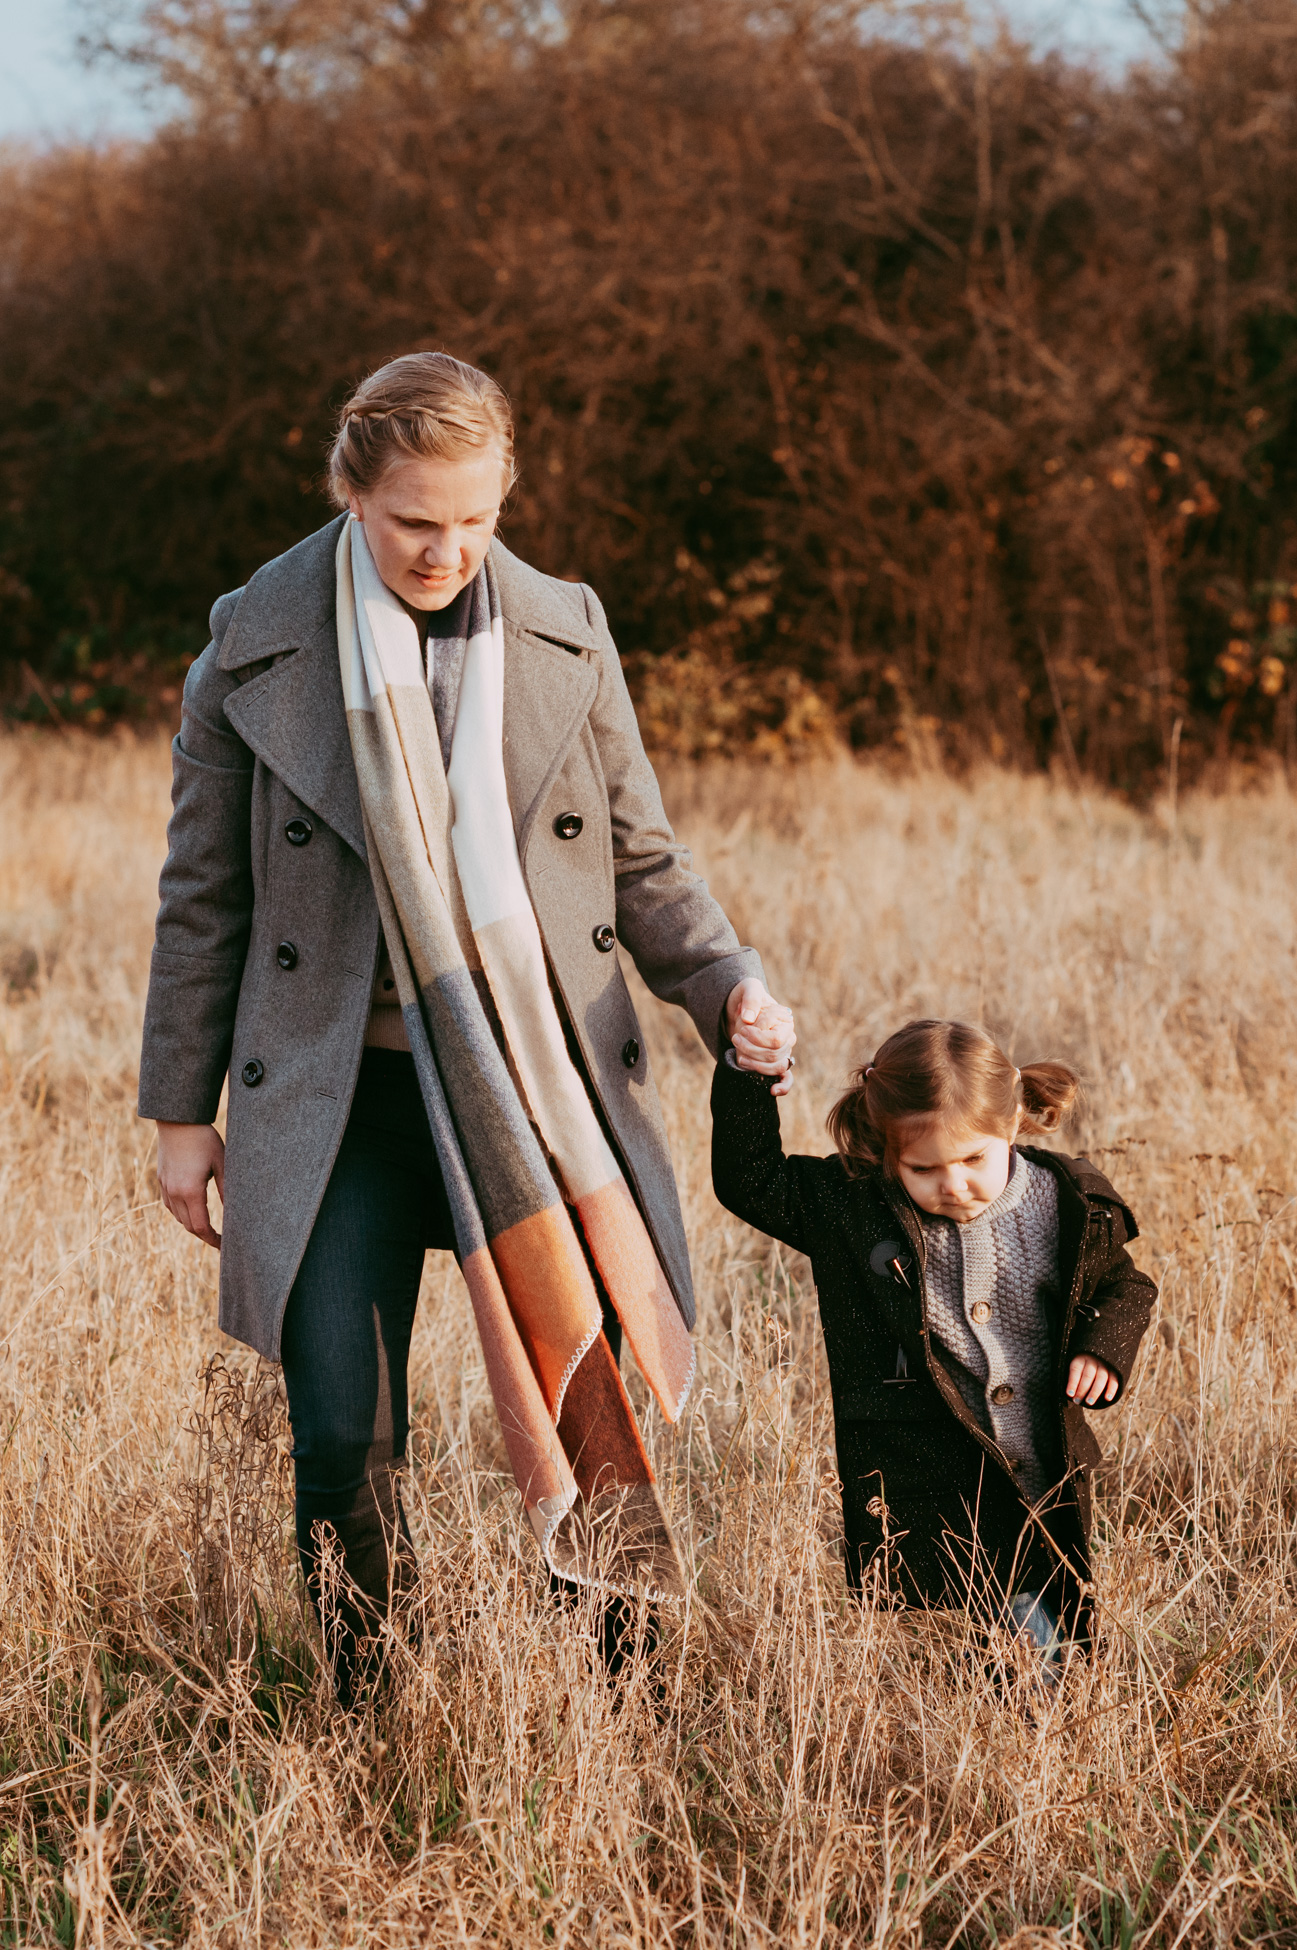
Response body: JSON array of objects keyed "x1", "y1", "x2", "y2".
[{"x1": 1066, "y1": 1355, "x2": 1119, "y2": 1406}]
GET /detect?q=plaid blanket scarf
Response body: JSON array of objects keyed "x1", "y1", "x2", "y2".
[{"x1": 337, "y1": 518, "x2": 692, "y2": 1600}]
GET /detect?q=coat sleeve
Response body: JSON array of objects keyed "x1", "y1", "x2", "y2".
[
  {"x1": 1065, "y1": 1200, "x2": 1158, "y2": 1407},
  {"x1": 137, "y1": 593, "x2": 255, "y2": 1125},
  {"x1": 581, "y1": 583, "x2": 763, "y2": 1055},
  {"x1": 711, "y1": 1053, "x2": 826, "y2": 1257}
]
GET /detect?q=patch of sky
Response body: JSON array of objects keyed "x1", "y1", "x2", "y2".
[{"x1": 0, "y1": 0, "x2": 1185, "y2": 143}]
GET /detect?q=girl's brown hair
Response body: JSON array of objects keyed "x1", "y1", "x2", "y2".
[
  {"x1": 327, "y1": 351, "x2": 517, "y2": 508},
  {"x1": 827, "y1": 1019, "x2": 1079, "y2": 1177}
]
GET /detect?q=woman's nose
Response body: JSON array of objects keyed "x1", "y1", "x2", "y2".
[{"x1": 422, "y1": 532, "x2": 460, "y2": 568}]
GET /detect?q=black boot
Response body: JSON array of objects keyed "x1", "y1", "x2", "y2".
[
  {"x1": 549, "y1": 1573, "x2": 662, "y2": 1706},
  {"x1": 299, "y1": 1467, "x2": 418, "y2": 1708}
]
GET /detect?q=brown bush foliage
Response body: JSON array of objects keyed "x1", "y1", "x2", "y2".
[{"x1": 2, "y1": 0, "x2": 1297, "y2": 779}]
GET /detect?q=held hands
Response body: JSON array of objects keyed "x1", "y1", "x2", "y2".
[
  {"x1": 156, "y1": 1121, "x2": 226, "y2": 1249},
  {"x1": 1066, "y1": 1354, "x2": 1119, "y2": 1407},
  {"x1": 726, "y1": 977, "x2": 797, "y2": 1098}
]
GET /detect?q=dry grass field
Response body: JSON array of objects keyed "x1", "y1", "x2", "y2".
[{"x1": 1, "y1": 731, "x2": 1296, "y2": 1948}]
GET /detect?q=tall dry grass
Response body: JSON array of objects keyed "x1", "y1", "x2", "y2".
[{"x1": 1, "y1": 732, "x2": 1295, "y2": 1946}]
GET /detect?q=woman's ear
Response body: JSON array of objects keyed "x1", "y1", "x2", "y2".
[{"x1": 346, "y1": 492, "x2": 364, "y2": 522}]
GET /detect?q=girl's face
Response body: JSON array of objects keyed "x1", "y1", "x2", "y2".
[
  {"x1": 347, "y1": 449, "x2": 505, "y2": 609},
  {"x1": 896, "y1": 1115, "x2": 1020, "y2": 1222}
]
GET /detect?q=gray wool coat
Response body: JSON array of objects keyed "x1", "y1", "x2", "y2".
[{"x1": 138, "y1": 515, "x2": 762, "y2": 1360}]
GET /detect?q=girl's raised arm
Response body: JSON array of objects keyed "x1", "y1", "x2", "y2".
[{"x1": 710, "y1": 1052, "x2": 829, "y2": 1256}]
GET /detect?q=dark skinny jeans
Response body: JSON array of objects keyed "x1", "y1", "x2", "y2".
[{"x1": 280, "y1": 1047, "x2": 628, "y2": 1697}]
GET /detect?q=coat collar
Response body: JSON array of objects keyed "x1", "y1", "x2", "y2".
[{"x1": 216, "y1": 520, "x2": 600, "y2": 863}]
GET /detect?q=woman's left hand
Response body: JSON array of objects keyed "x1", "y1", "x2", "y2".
[
  {"x1": 726, "y1": 978, "x2": 797, "y2": 1097},
  {"x1": 1066, "y1": 1355, "x2": 1119, "y2": 1406}
]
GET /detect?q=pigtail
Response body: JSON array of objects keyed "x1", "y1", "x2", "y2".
[
  {"x1": 1017, "y1": 1060, "x2": 1080, "y2": 1135},
  {"x1": 827, "y1": 1067, "x2": 885, "y2": 1178},
  {"x1": 827, "y1": 1021, "x2": 1082, "y2": 1173}
]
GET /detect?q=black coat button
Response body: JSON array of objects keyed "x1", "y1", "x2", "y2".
[
  {"x1": 592, "y1": 924, "x2": 616, "y2": 953},
  {"x1": 554, "y1": 811, "x2": 584, "y2": 840},
  {"x1": 622, "y1": 1038, "x2": 640, "y2": 1068},
  {"x1": 276, "y1": 941, "x2": 298, "y2": 970},
  {"x1": 241, "y1": 1058, "x2": 265, "y2": 1087},
  {"x1": 285, "y1": 817, "x2": 313, "y2": 846}
]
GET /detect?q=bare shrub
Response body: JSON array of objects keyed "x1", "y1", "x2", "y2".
[{"x1": 2, "y1": 0, "x2": 1297, "y2": 776}]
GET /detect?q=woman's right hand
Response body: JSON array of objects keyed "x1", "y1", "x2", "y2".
[{"x1": 156, "y1": 1121, "x2": 225, "y2": 1249}]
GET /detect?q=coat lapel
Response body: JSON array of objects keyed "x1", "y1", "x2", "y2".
[
  {"x1": 217, "y1": 515, "x2": 368, "y2": 861},
  {"x1": 492, "y1": 542, "x2": 599, "y2": 862},
  {"x1": 213, "y1": 522, "x2": 602, "y2": 868}
]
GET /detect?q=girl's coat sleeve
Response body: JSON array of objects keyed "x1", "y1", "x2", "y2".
[
  {"x1": 711, "y1": 1055, "x2": 826, "y2": 1256},
  {"x1": 1065, "y1": 1191, "x2": 1157, "y2": 1403}
]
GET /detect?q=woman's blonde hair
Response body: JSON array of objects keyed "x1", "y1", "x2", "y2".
[
  {"x1": 327, "y1": 351, "x2": 516, "y2": 508},
  {"x1": 827, "y1": 1018, "x2": 1080, "y2": 1177}
]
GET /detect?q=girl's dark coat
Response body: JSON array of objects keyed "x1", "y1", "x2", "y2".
[{"x1": 711, "y1": 1059, "x2": 1156, "y2": 1627}]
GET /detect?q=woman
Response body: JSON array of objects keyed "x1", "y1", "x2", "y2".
[{"x1": 140, "y1": 352, "x2": 794, "y2": 1699}]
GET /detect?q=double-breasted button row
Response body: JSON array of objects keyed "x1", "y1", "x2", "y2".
[{"x1": 553, "y1": 811, "x2": 583, "y2": 841}]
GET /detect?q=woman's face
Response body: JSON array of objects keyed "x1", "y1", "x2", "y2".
[
  {"x1": 347, "y1": 449, "x2": 506, "y2": 609},
  {"x1": 895, "y1": 1116, "x2": 1019, "y2": 1223}
]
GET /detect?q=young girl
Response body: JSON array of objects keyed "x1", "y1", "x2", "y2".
[{"x1": 713, "y1": 1019, "x2": 1156, "y2": 1669}]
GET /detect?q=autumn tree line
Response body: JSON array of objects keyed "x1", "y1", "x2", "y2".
[{"x1": 1, "y1": 0, "x2": 1295, "y2": 782}]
